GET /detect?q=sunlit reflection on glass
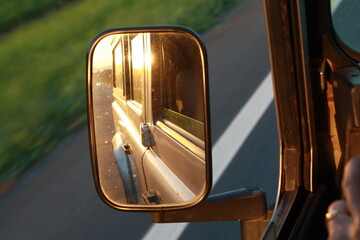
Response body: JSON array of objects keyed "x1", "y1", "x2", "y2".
[{"x1": 90, "y1": 30, "x2": 207, "y2": 208}]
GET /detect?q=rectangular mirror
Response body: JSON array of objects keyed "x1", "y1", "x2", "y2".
[{"x1": 87, "y1": 26, "x2": 212, "y2": 211}]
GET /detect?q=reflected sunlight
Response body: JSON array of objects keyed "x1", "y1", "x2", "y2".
[
  {"x1": 93, "y1": 35, "x2": 116, "y2": 71},
  {"x1": 131, "y1": 33, "x2": 152, "y2": 70}
]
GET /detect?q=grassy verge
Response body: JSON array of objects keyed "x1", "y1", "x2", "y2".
[
  {"x1": 0, "y1": 0, "x2": 80, "y2": 34},
  {"x1": 0, "y1": 0, "x2": 239, "y2": 185}
]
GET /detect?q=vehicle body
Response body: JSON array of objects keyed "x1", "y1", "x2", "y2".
[
  {"x1": 110, "y1": 31, "x2": 206, "y2": 205},
  {"x1": 87, "y1": 0, "x2": 360, "y2": 238}
]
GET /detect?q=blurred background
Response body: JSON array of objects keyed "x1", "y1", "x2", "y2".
[
  {"x1": 0, "y1": 0, "x2": 280, "y2": 239},
  {"x1": 0, "y1": 0, "x2": 237, "y2": 189}
]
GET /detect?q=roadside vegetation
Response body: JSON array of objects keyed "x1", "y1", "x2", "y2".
[
  {"x1": 0, "y1": 0, "x2": 79, "y2": 34},
  {"x1": 0, "y1": 0, "x2": 239, "y2": 185}
]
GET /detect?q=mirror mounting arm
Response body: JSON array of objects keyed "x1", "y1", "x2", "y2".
[{"x1": 151, "y1": 187, "x2": 268, "y2": 222}]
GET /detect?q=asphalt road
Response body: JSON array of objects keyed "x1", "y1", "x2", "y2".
[{"x1": 0, "y1": 0, "x2": 278, "y2": 239}]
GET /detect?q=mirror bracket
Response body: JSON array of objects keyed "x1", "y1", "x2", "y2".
[
  {"x1": 141, "y1": 124, "x2": 155, "y2": 148},
  {"x1": 151, "y1": 187, "x2": 268, "y2": 222}
]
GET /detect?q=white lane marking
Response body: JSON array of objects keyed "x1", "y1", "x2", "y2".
[
  {"x1": 212, "y1": 72, "x2": 273, "y2": 183},
  {"x1": 142, "y1": 72, "x2": 274, "y2": 240},
  {"x1": 142, "y1": 223, "x2": 189, "y2": 240}
]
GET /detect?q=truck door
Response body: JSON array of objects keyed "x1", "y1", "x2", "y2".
[
  {"x1": 142, "y1": 32, "x2": 207, "y2": 204},
  {"x1": 262, "y1": 0, "x2": 360, "y2": 238}
]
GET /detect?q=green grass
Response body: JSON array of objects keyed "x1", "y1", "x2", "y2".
[
  {"x1": 0, "y1": 0, "x2": 79, "y2": 34},
  {"x1": 0, "y1": 0, "x2": 239, "y2": 184}
]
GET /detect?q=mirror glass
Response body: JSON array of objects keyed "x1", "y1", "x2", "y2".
[{"x1": 89, "y1": 28, "x2": 210, "y2": 209}]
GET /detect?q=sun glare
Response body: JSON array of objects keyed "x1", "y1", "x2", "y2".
[{"x1": 93, "y1": 35, "x2": 116, "y2": 71}]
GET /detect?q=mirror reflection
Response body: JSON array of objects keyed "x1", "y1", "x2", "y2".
[{"x1": 91, "y1": 31, "x2": 207, "y2": 207}]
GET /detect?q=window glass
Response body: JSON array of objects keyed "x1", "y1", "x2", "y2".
[
  {"x1": 151, "y1": 33, "x2": 205, "y2": 140},
  {"x1": 331, "y1": 0, "x2": 360, "y2": 54},
  {"x1": 114, "y1": 40, "x2": 124, "y2": 92},
  {"x1": 131, "y1": 34, "x2": 145, "y2": 104}
]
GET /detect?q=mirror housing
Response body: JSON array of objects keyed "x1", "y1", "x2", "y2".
[{"x1": 87, "y1": 26, "x2": 212, "y2": 211}]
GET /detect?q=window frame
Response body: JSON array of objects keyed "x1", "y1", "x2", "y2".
[
  {"x1": 112, "y1": 35, "x2": 126, "y2": 100},
  {"x1": 150, "y1": 33, "x2": 206, "y2": 149}
]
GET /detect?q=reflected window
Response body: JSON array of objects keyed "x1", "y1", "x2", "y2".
[
  {"x1": 114, "y1": 38, "x2": 125, "y2": 94},
  {"x1": 130, "y1": 34, "x2": 146, "y2": 105},
  {"x1": 151, "y1": 33, "x2": 205, "y2": 141}
]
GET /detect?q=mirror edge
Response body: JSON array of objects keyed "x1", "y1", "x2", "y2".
[{"x1": 86, "y1": 25, "x2": 213, "y2": 211}]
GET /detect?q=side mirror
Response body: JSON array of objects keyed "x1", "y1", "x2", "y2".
[{"x1": 87, "y1": 26, "x2": 212, "y2": 211}]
